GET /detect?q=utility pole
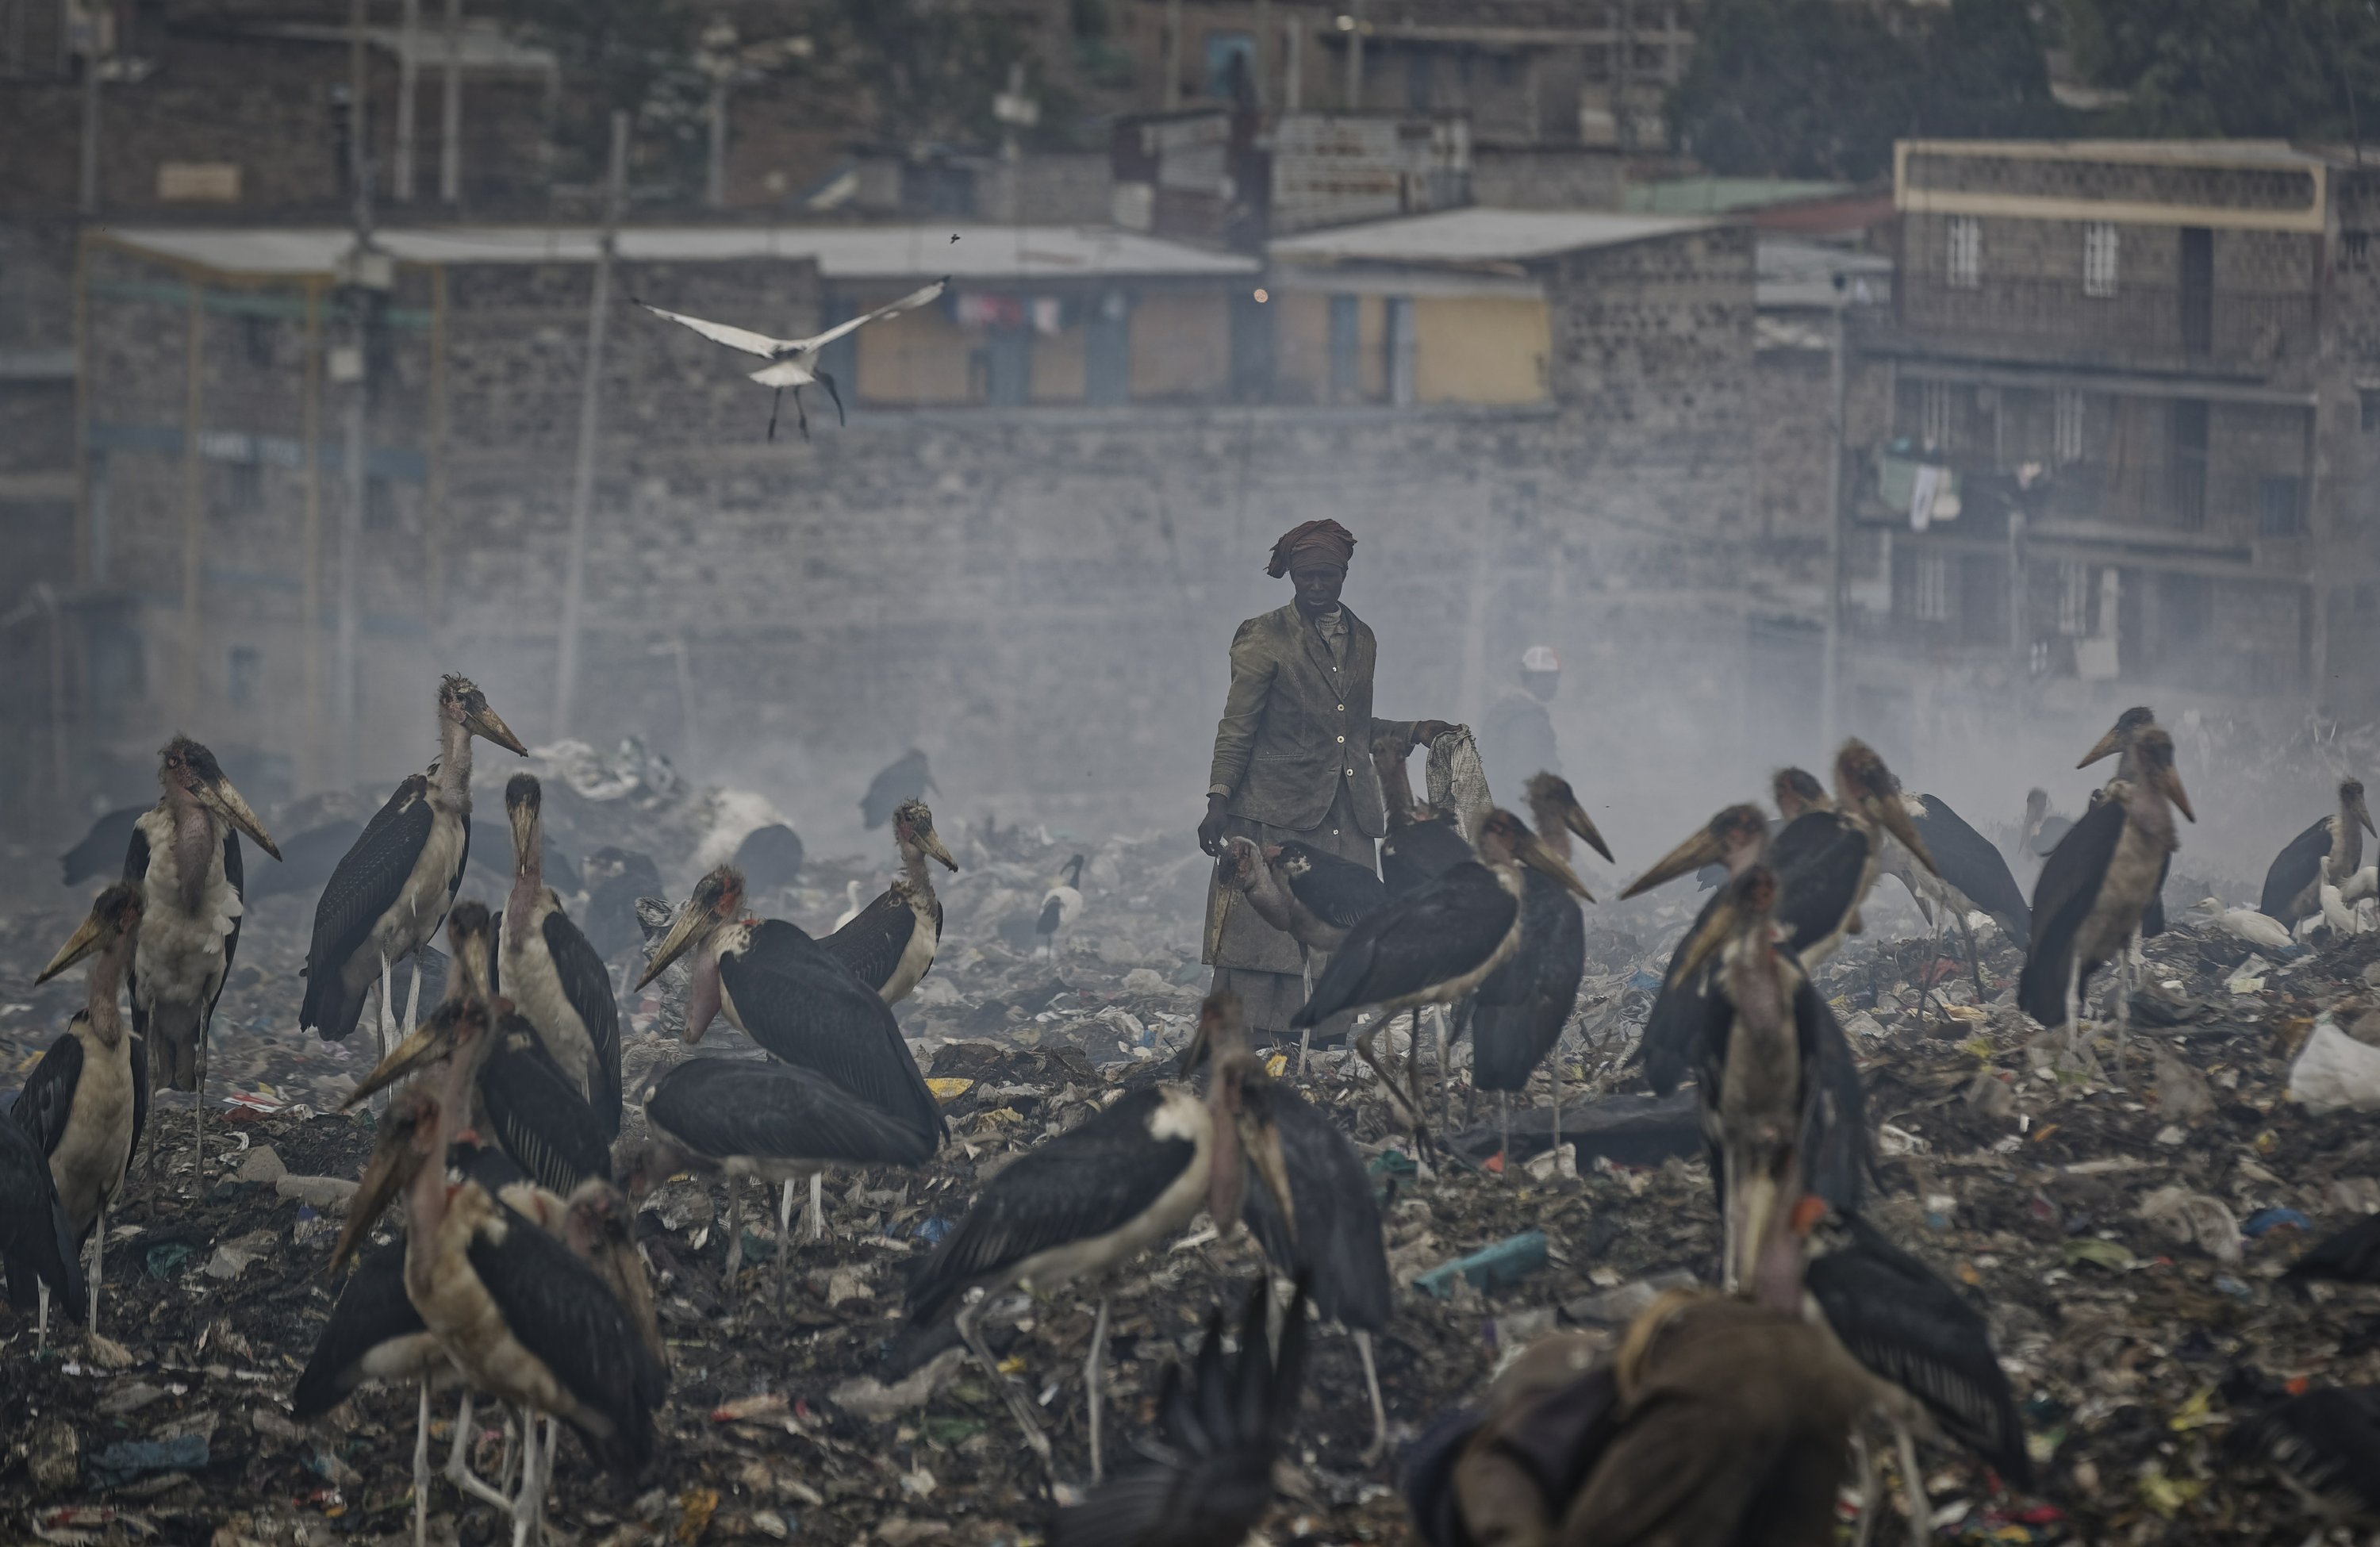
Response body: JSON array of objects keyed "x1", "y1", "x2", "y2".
[
  {"x1": 551, "y1": 109, "x2": 627, "y2": 741},
  {"x1": 334, "y1": 0, "x2": 376, "y2": 788},
  {"x1": 440, "y1": 0, "x2": 462, "y2": 202},
  {"x1": 1818, "y1": 293, "x2": 1847, "y2": 753},
  {"x1": 704, "y1": 76, "x2": 726, "y2": 207},
  {"x1": 76, "y1": 2, "x2": 101, "y2": 213},
  {"x1": 1344, "y1": 0, "x2": 1365, "y2": 108},
  {"x1": 1162, "y1": 0, "x2": 1182, "y2": 109},
  {"x1": 394, "y1": 0, "x2": 418, "y2": 198}
]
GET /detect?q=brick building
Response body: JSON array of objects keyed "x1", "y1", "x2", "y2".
[{"x1": 1832, "y1": 140, "x2": 2380, "y2": 748}]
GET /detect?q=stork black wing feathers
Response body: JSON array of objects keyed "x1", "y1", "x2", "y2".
[
  {"x1": 9, "y1": 1031, "x2": 84, "y2": 1162},
  {"x1": 1772, "y1": 812, "x2": 1870, "y2": 954},
  {"x1": 1807, "y1": 1212, "x2": 2030, "y2": 1485},
  {"x1": 721, "y1": 921, "x2": 943, "y2": 1143},
  {"x1": 2018, "y1": 798, "x2": 2129, "y2": 1026},
  {"x1": 1295, "y1": 864, "x2": 1516, "y2": 1027},
  {"x1": 2260, "y1": 816, "x2": 2334, "y2": 920},
  {"x1": 1799, "y1": 977, "x2": 1871, "y2": 1211},
  {"x1": 907, "y1": 1087, "x2": 1195, "y2": 1326},
  {"x1": 2283, "y1": 1213, "x2": 2380, "y2": 1291},
  {"x1": 301, "y1": 788, "x2": 435, "y2": 1037},
  {"x1": 1284, "y1": 852, "x2": 1388, "y2": 930},
  {"x1": 1241, "y1": 1084, "x2": 1390, "y2": 1332},
  {"x1": 1471, "y1": 868, "x2": 1586, "y2": 1092},
  {"x1": 817, "y1": 892, "x2": 919, "y2": 997},
  {"x1": 1912, "y1": 796, "x2": 2029, "y2": 943},
  {"x1": 1637, "y1": 886, "x2": 1729, "y2": 1096},
  {"x1": 466, "y1": 1205, "x2": 665, "y2": 1474},
  {"x1": 647, "y1": 1058, "x2": 937, "y2": 1168},
  {"x1": 542, "y1": 909, "x2": 624, "y2": 1137},
  {"x1": 1381, "y1": 816, "x2": 1472, "y2": 897},
  {"x1": 481, "y1": 1027, "x2": 612, "y2": 1197},
  {"x1": 121, "y1": 822, "x2": 151, "y2": 885},
  {"x1": 0, "y1": 1112, "x2": 84, "y2": 1312},
  {"x1": 2231, "y1": 1388, "x2": 2380, "y2": 1520},
  {"x1": 291, "y1": 1238, "x2": 427, "y2": 1418}
]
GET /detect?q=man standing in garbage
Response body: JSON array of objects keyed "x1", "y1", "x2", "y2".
[
  {"x1": 1197, "y1": 519, "x2": 1454, "y2": 1040},
  {"x1": 1480, "y1": 644, "x2": 1562, "y2": 797}
]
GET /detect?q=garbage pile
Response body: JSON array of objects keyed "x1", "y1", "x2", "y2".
[{"x1": 6, "y1": 797, "x2": 2380, "y2": 1546}]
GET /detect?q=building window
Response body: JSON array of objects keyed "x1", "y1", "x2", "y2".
[
  {"x1": 2082, "y1": 222, "x2": 2120, "y2": 298},
  {"x1": 2054, "y1": 387, "x2": 2085, "y2": 463},
  {"x1": 2057, "y1": 560, "x2": 2091, "y2": 636},
  {"x1": 1204, "y1": 31, "x2": 1253, "y2": 100},
  {"x1": 2346, "y1": 231, "x2": 2374, "y2": 273},
  {"x1": 228, "y1": 646, "x2": 261, "y2": 707},
  {"x1": 1947, "y1": 217, "x2": 1981, "y2": 290},
  {"x1": 1920, "y1": 381, "x2": 1955, "y2": 450},
  {"x1": 2259, "y1": 474, "x2": 2305, "y2": 536},
  {"x1": 1914, "y1": 552, "x2": 1952, "y2": 622},
  {"x1": 2169, "y1": 399, "x2": 2209, "y2": 529}
]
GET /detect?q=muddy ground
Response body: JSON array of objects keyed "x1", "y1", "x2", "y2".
[{"x1": 5, "y1": 795, "x2": 2380, "y2": 1547}]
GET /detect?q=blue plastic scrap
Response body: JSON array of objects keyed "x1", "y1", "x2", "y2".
[
  {"x1": 88, "y1": 1434, "x2": 209, "y2": 1487},
  {"x1": 1411, "y1": 1230, "x2": 1549, "y2": 1299},
  {"x1": 2242, "y1": 1207, "x2": 2313, "y2": 1238}
]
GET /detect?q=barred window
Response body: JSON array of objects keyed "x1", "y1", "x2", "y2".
[
  {"x1": 1920, "y1": 381, "x2": 1955, "y2": 450},
  {"x1": 2057, "y1": 562, "x2": 2091, "y2": 636},
  {"x1": 2054, "y1": 387, "x2": 2085, "y2": 463},
  {"x1": 2082, "y1": 222, "x2": 2120, "y2": 298},
  {"x1": 1914, "y1": 553, "x2": 1952, "y2": 622},
  {"x1": 1947, "y1": 217, "x2": 1981, "y2": 290}
]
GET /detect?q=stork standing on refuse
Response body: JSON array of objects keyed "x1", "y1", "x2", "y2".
[
  {"x1": 121, "y1": 736, "x2": 281, "y2": 1173},
  {"x1": 2261, "y1": 777, "x2": 2374, "y2": 939},
  {"x1": 499, "y1": 774, "x2": 623, "y2": 1135},
  {"x1": 302, "y1": 675, "x2": 527, "y2": 1068},
  {"x1": 820, "y1": 799, "x2": 959, "y2": 1001}
]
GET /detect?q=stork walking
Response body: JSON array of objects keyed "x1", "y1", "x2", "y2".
[
  {"x1": 637, "y1": 277, "x2": 949, "y2": 441},
  {"x1": 903, "y1": 993, "x2": 1293, "y2": 1480},
  {"x1": 301, "y1": 676, "x2": 526, "y2": 1061},
  {"x1": 17, "y1": 884, "x2": 145, "y2": 1340},
  {"x1": 818, "y1": 798, "x2": 958, "y2": 1003},
  {"x1": 499, "y1": 774, "x2": 623, "y2": 1134}
]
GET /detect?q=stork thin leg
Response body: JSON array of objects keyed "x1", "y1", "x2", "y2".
[
  {"x1": 2063, "y1": 955, "x2": 2082, "y2": 1061},
  {"x1": 412, "y1": 1377, "x2": 431, "y2": 1547},
  {"x1": 86, "y1": 1203, "x2": 103, "y2": 1336},
  {"x1": 1353, "y1": 1021, "x2": 1422, "y2": 1126},
  {"x1": 1085, "y1": 1296, "x2": 1111, "y2": 1484},
  {"x1": 446, "y1": 1391, "x2": 515, "y2": 1515},
  {"x1": 1355, "y1": 1328, "x2": 1387, "y2": 1464},
  {"x1": 808, "y1": 1172, "x2": 827, "y2": 1242},
  {"x1": 1894, "y1": 1419, "x2": 1929, "y2": 1546},
  {"x1": 1296, "y1": 1023, "x2": 1311, "y2": 1080},
  {"x1": 508, "y1": 1403, "x2": 542, "y2": 1547},
  {"x1": 1435, "y1": 1006, "x2": 1454, "y2": 1128},
  {"x1": 723, "y1": 1183, "x2": 744, "y2": 1300},
  {"x1": 1549, "y1": 1048, "x2": 1563, "y2": 1166},
  {"x1": 774, "y1": 1179, "x2": 795, "y2": 1312},
  {"x1": 379, "y1": 950, "x2": 396, "y2": 1062},
  {"x1": 955, "y1": 1298, "x2": 1052, "y2": 1471},
  {"x1": 1851, "y1": 1429, "x2": 1879, "y2": 1547},
  {"x1": 1956, "y1": 910, "x2": 1987, "y2": 1000},
  {"x1": 194, "y1": 1023, "x2": 206, "y2": 1179},
  {"x1": 403, "y1": 958, "x2": 424, "y2": 1036},
  {"x1": 1407, "y1": 1009, "x2": 1434, "y2": 1151},
  {"x1": 2113, "y1": 940, "x2": 2135, "y2": 1083},
  {"x1": 35, "y1": 1278, "x2": 47, "y2": 1349},
  {"x1": 1498, "y1": 1092, "x2": 1511, "y2": 1177}
]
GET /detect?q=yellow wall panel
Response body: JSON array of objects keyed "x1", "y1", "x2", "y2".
[{"x1": 1414, "y1": 297, "x2": 1550, "y2": 405}]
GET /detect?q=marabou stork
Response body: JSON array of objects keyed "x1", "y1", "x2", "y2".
[
  {"x1": 365, "y1": 1064, "x2": 666, "y2": 1544},
  {"x1": 1292, "y1": 810, "x2": 1589, "y2": 1142},
  {"x1": 1372, "y1": 731, "x2": 1470, "y2": 896},
  {"x1": 499, "y1": 774, "x2": 622, "y2": 1135},
  {"x1": 301, "y1": 675, "x2": 526, "y2": 1057},
  {"x1": 639, "y1": 866, "x2": 944, "y2": 1240},
  {"x1": 2225, "y1": 1375, "x2": 2380, "y2": 1547},
  {"x1": 819, "y1": 798, "x2": 959, "y2": 1003},
  {"x1": 338, "y1": 905, "x2": 612, "y2": 1234},
  {"x1": 247, "y1": 819, "x2": 366, "y2": 900},
  {"x1": 1765, "y1": 742, "x2": 1937, "y2": 968},
  {"x1": 1049, "y1": 1277, "x2": 1311, "y2": 1547},
  {"x1": 1470, "y1": 774, "x2": 1608, "y2": 1164},
  {"x1": 1668, "y1": 866, "x2": 1871, "y2": 1296},
  {"x1": 1879, "y1": 789, "x2": 2030, "y2": 1002},
  {"x1": 60, "y1": 804, "x2": 144, "y2": 886},
  {"x1": 904, "y1": 992, "x2": 1294, "y2": 1480},
  {"x1": 17, "y1": 883, "x2": 144, "y2": 1339},
  {"x1": 2017, "y1": 788, "x2": 2074, "y2": 864},
  {"x1": 2261, "y1": 778, "x2": 2374, "y2": 933},
  {"x1": 1038, "y1": 854, "x2": 1087, "y2": 959},
  {"x1": 615, "y1": 1054, "x2": 936, "y2": 1311},
  {"x1": 1269, "y1": 840, "x2": 1388, "y2": 942},
  {"x1": 1403, "y1": 1288, "x2": 1872, "y2": 1547},
  {"x1": 1622, "y1": 803, "x2": 1772, "y2": 1098},
  {"x1": 2078, "y1": 706, "x2": 2172, "y2": 940},
  {"x1": 1214, "y1": 838, "x2": 1330, "y2": 950},
  {"x1": 1, "y1": 1109, "x2": 86, "y2": 1343},
  {"x1": 861, "y1": 748, "x2": 937, "y2": 831},
  {"x1": 1802, "y1": 1205, "x2": 2031, "y2": 1545},
  {"x1": 1235, "y1": 1075, "x2": 1392, "y2": 1461},
  {"x1": 2021, "y1": 726, "x2": 2193, "y2": 1071},
  {"x1": 637, "y1": 277, "x2": 949, "y2": 442},
  {"x1": 121, "y1": 735, "x2": 282, "y2": 1171}
]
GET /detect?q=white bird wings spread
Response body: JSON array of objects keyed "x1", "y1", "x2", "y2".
[
  {"x1": 635, "y1": 301, "x2": 792, "y2": 359},
  {"x1": 797, "y1": 275, "x2": 950, "y2": 352}
]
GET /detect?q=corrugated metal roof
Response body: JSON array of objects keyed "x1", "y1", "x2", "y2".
[
  {"x1": 1756, "y1": 236, "x2": 1892, "y2": 310},
  {"x1": 1624, "y1": 177, "x2": 1854, "y2": 214},
  {"x1": 97, "y1": 224, "x2": 1261, "y2": 281},
  {"x1": 1269, "y1": 207, "x2": 1714, "y2": 265}
]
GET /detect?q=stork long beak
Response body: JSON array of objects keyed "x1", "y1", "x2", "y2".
[
  {"x1": 919, "y1": 827, "x2": 958, "y2": 872},
  {"x1": 1726, "y1": 1167, "x2": 1783, "y2": 1299},
  {"x1": 507, "y1": 798, "x2": 538, "y2": 873},
  {"x1": 1869, "y1": 797, "x2": 1937, "y2": 875},
  {"x1": 1518, "y1": 831, "x2": 1592, "y2": 900},
  {"x1": 2077, "y1": 725, "x2": 2126, "y2": 769},
  {"x1": 341, "y1": 1017, "x2": 459, "y2": 1110},
  {"x1": 2160, "y1": 766, "x2": 2196, "y2": 823},
  {"x1": 1669, "y1": 897, "x2": 1741, "y2": 988},
  {"x1": 466, "y1": 701, "x2": 528, "y2": 756},
  {"x1": 636, "y1": 904, "x2": 708, "y2": 991},
  {"x1": 329, "y1": 1107, "x2": 428, "y2": 1276},
  {"x1": 198, "y1": 776, "x2": 282, "y2": 860},
  {"x1": 1562, "y1": 800, "x2": 1615, "y2": 866},
  {"x1": 1235, "y1": 1088, "x2": 1298, "y2": 1249},
  {"x1": 36, "y1": 911, "x2": 111, "y2": 984},
  {"x1": 1622, "y1": 825, "x2": 1726, "y2": 900},
  {"x1": 2354, "y1": 793, "x2": 2376, "y2": 839}
]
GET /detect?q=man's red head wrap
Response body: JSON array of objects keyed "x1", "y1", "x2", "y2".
[{"x1": 1265, "y1": 520, "x2": 1357, "y2": 578}]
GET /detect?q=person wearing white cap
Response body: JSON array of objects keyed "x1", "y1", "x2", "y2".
[{"x1": 1482, "y1": 645, "x2": 1562, "y2": 796}]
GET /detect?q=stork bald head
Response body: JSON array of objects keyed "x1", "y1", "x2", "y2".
[
  {"x1": 1772, "y1": 767, "x2": 1829, "y2": 820},
  {"x1": 1623, "y1": 802, "x2": 1767, "y2": 898},
  {"x1": 2129, "y1": 727, "x2": 2194, "y2": 822},
  {"x1": 1831, "y1": 740, "x2": 1934, "y2": 874},
  {"x1": 1523, "y1": 772, "x2": 1615, "y2": 865},
  {"x1": 894, "y1": 800, "x2": 958, "y2": 871},
  {"x1": 637, "y1": 865, "x2": 745, "y2": 989},
  {"x1": 38, "y1": 882, "x2": 144, "y2": 983},
  {"x1": 2079, "y1": 705, "x2": 2156, "y2": 769},
  {"x1": 440, "y1": 674, "x2": 528, "y2": 756},
  {"x1": 157, "y1": 735, "x2": 282, "y2": 858},
  {"x1": 1477, "y1": 808, "x2": 1592, "y2": 900},
  {"x1": 2344, "y1": 778, "x2": 2374, "y2": 839}
]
